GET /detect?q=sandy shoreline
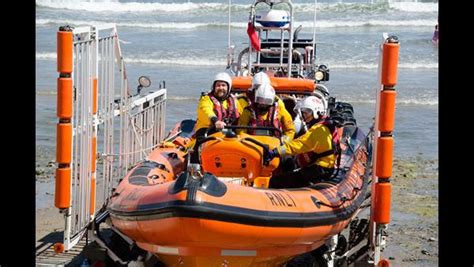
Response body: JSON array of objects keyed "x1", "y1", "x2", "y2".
[
  {"x1": 36, "y1": 156, "x2": 438, "y2": 265},
  {"x1": 384, "y1": 157, "x2": 438, "y2": 266}
]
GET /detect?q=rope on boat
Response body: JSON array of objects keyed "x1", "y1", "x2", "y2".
[
  {"x1": 311, "y1": 130, "x2": 372, "y2": 209},
  {"x1": 314, "y1": 186, "x2": 362, "y2": 209}
]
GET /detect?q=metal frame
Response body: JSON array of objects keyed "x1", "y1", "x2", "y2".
[
  {"x1": 228, "y1": 0, "x2": 322, "y2": 78},
  {"x1": 58, "y1": 24, "x2": 167, "y2": 251},
  {"x1": 250, "y1": 0, "x2": 294, "y2": 77}
]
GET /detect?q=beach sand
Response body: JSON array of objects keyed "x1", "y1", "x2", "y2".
[
  {"x1": 384, "y1": 157, "x2": 438, "y2": 266},
  {"x1": 35, "y1": 155, "x2": 438, "y2": 266}
]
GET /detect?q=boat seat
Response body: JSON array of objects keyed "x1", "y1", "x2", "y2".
[{"x1": 179, "y1": 119, "x2": 196, "y2": 138}]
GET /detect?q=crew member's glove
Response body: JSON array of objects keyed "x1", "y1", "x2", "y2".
[
  {"x1": 215, "y1": 120, "x2": 226, "y2": 130},
  {"x1": 210, "y1": 116, "x2": 226, "y2": 131},
  {"x1": 265, "y1": 148, "x2": 279, "y2": 162}
]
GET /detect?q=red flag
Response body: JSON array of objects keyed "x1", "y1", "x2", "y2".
[{"x1": 247, "y1": 22, "x2": 261, "y2": 51}]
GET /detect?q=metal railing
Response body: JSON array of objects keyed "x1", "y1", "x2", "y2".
[{"x1": 55, "y1": 24, "x2": 167, "y2": 251}]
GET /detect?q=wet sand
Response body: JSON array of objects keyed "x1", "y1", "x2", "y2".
[
  {"x1": 36, "y1": 152, "x2": 438, "y2": 266},
  {"x1": 36, "y1": 145, "x2": 64, "y2": 247},
  {"x1": 384, "y1": 157, "x2": 438, "y2": 266}
]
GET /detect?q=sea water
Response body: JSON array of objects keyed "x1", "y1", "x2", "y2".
[{"x1": 36, "y1": 0, "x2": 438, "y2": 177}]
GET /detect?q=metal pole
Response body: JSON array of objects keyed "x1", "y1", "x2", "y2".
[
  {"x1": 248, "y1": 5, "x2": 255, "y2": 76},
  {"x1": 312, "y1": 0, "x2": 317, "y2": 64},
  {"x1": 369, "y1": 33, "x2": 385, "y2": 265},
  {"x1": 287, "y1": 3, "x2": 294, "y2": 77},
  {"x1": 228, "y1": 0, "x2": 231, "y2": 52}
]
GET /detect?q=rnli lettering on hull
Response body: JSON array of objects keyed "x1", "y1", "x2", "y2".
[{"x1": 264, "y1": 192, "x2": 296, "y2": 207}]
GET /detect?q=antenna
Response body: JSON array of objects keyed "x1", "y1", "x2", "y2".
[
  {"x1": 312, "y1": 0, "x2": 317, "y2": 63},
  {"x1": 227, "y1": 0, "x2": 233, "y2": 69},
  {"x1": 228, "y1": 0, "x2": 231, "y2": 50}
]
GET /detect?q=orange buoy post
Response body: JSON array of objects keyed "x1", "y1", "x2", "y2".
[
  {"x1": 374, "y1": 36, "x2": 399, "y2": 225},
  {"x1": 370, "y1": 35, "x2": 399, "y2": 266},
  {"x1": 55, "y1": 168, "x2": 71, "y2": 209},
  {"x1": 55, "y1": 26, "x2": 74, "y2": 213},
  {"x1": 57, "y1": 78, "x2": 73, "y2": 119},
  {"x1": 57, "y1": 30, "x2": 73, "y2": 73}
]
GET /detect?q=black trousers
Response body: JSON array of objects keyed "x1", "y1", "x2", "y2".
[
  {"x1": 269, "y1": 164, "x2": 335, "y2": 189},
  {"x1": 193, "y1": 127, "x2": 216, "y2": 140}
]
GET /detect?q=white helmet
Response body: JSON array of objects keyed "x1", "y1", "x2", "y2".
[
  {"x1": 313, "y1": 91, "x2": 328, "y2": 112},
  {"x1": 252, "y1": 72, "x2": 270, "y2": 89},
  {"x1": 254, "y1": 83, "x2": 275, "y2": 106},
  {"x1": 212, "y1": 72, "x2": 232, "y2": 92},
  {"x1": 298, "y1": 95, "x2": 327, "y2": 119},
  {"x1": 315, "y1": 84, "x2": 330, "y2": 97}
]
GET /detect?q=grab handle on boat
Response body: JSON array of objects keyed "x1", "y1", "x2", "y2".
[
  {"x1": 189, "y1": 135, "x2": 218, "y2": 165},
  {"x1": 204, "y1": 125, "x2": 218, "y2": 138},
  {"x1": 240, "y1": 137, "x2": 272, "y2": 166}
]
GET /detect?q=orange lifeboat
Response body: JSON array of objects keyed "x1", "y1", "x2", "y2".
[{"x1": 108, "y1": 120, "x2": 370, "y2": 267}]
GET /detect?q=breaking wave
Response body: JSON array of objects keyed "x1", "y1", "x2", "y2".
[
  {"x1": 37, "y1": 18, "x2": 435, "y2": 29},
  {"x1": 36, "y1": 0, "x2": 437, "y2": 13},
  {"x1": 36, "y1": 52, "x2": 437, "y2": 69},
  {"x1": 350, "y1": 98, "x2": 438, "y2": 106},
  {"x1": 329, "y1": 62, "x2": 438, "y2": 69}
]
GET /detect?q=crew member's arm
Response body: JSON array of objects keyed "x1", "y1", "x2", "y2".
[
  {"x1": 194, "y1": 95, "x2": 218, "y2": 133},
  {"x1": 278, "y1": 102, "x2": 296, "y2": 142},
  {"x1": 199, "y1": 95, "x2": 218, "y2": 121},
  {"x1": 277, "y1": 124, "x2": 331, "y2": 156},
  {"x1": 236, "y1": 108, "x2": 251, "y2": 135},
  {"x1": 237, "y1": 95, "x2": 250, "y2": 113}
]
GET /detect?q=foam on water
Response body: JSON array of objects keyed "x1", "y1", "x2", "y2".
[
  {"x1": 36, "y1": 51, "x2": 437, "y2": 69},
  {"x1": 348, "y1": 99, "x2": 438, "y2": 106},
  {"x1": 329, "y1": 62, "x2": 438, "y2": 69},
  {"x1": 36, "y1": 90, "x2": 57, "y2": 96},
  {"x1": 168, "y1": 96, "x2": 200, "y2": 101},
  {"x1": 125, "y1": 57, "x2": 226, "y2": 66},
  {"x1": 37, "y1": 1, "x2": 222, "y2": 13},
  {"x1": 36, "y1": 52, "x2": 56, "y2": 60},
  {"x1": 36, "y1": 88, "x2": 167, "y2": 98},
  {"x1": 307, "y1": 19, "x2": 436, "y2": 28},
  {"x1": 36, "y1": 18, "x2": 240, "y2": 29},
  {"x1": 37, "y1": 51, "x2": 437, "y2": 69},
  {"x1": 37, "y1": 0, "x2": 437, "y2": 14},
  {"x1": 389, "y1": 2, "x2": 438, "y2": 13},
  {"x1": 37, "y1": 18, "x2": 435, "y2": 29}
]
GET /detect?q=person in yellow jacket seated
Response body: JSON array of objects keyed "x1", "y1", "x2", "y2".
[
  {"x1": 192, "y1": 72, "x2": 244, "y2": 140},
  {"x1": 236, "y1": 71, "x2": 271, "y2": 109},
  {"x1": 265, "y1": 95, "x2": 336, "y2": 188},
  {"x1": 237, "y1": 83, "x2": 295, "y2": 142}
]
